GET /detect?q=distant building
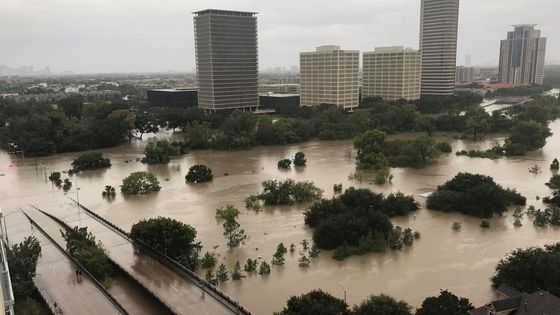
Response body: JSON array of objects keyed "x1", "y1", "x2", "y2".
[
  {"x1": 300, "y1": 45, "x2": 359, "y2": 110},
  {"x1": 419, "y1": 0, "x2": 460, "y2": 96},
  {"x1": 259, "y1": 84, "x2": 300, "y2": 95},
  {"x1": 455, "y1": 66, "x2": 475, "y2": 83},
  {"x1": 147, "y1": 89, "x2": 198, "y2": 107},
  {"x1": 499, "y1": 24, "x2": 547, "y2": 85},
  {"x1": 193, "y1": 9, "x2": 259, "y2": 111},
  {"x1": 470, "y1": 284, "x2": 560, "y2": 315},
  {"x1": 479, "y1": 67, "x2": 499, "y2": 81},
  {"x1": 363, "y1": 46, "x2": 421, "y2": 101},
  {"x1": 259, "y1": 94, "x2": 300, "y2": 109}
]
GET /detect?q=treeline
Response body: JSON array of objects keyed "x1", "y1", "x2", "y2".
[
  {"x1": 0, "y1": 96, "x2": 134, "y2": 156},
  {"x1": 276, "y1": 289, "x2": 474, "y2": 315},
  {"x1": 485, "y1": 84, "x2": 551, "y2": 98}
]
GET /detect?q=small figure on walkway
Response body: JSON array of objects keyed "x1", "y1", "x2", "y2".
[
  {"x1": 75, "y1": 269, "x2": 80, "y2": 283},
  {"x1": 198, "y1": 281, "x2": 205, "y2": 299},
  {"x1": 78, "y1": 269, "x2": 82, "y2": 283}
]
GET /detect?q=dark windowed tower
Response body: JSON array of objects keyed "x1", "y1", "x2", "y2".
[
  {"x1": 499, "y1": 25, "x2": 546, "y2": 85},
  {"x1": 419, "y1": 0, "x2": 460, "y2": 96},
  {"x1": 193, "y1": 9, "x2": 259, "y2": 111}
]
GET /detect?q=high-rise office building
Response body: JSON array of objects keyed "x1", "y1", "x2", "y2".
[
  {"x1": 455, "y1": 66, "x2": 475, "y2": 83},
  {"x1": 300, "y1": 45, "x2": 359, "y2": 110},
  {"x1": 193, "y1": 9, "x2": 259, "y2": 111},
  {"x1": 419, "y1": 0, "x2": 460, "y2": 96},
  {"x1": 363, "y1": 46, "x2": 421, "y2": 101},
  {"x1": 498, "y1": 25, "x2": 547, "y2": 85}
]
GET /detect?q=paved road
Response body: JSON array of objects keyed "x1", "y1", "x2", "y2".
[
  {"x1": 6, "y1": 210, "x2": 124, "y2": 315},
  {"x1": 37, "y1": 200, "x2": 242, "y2": 315}
]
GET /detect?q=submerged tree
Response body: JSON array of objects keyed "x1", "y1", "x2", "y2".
[
  {"x1": 185, "y1": 164, "x2": 213, "y2": 183},
  {"x1": 293, "y1": 152, "x2": 307, "y2": 167},
  {"x1": 121, "y1": 171, "x2": 160, "y2": 195}
]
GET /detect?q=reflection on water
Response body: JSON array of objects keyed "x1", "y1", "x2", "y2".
[{"x1": 1, "y1": 120, "x2": 560, "y2": 314}]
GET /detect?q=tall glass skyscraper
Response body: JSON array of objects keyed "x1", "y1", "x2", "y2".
[
  {"x1": 193, "y1": 10, "x2": 259, "y2": 111},
  {"x1": 419, "y1": 0, "x2": 460, "y2": 96},
  {"x1": 499, "y1": 25, "x2": 546, "y2": 85}
]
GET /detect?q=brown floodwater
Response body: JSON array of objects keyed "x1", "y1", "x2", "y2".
[{"x1": 1, "y1": 118, "x2": 559, "y2": 314}]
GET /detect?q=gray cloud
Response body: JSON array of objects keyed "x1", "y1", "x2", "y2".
[{"x1": 0, "y1": 0, "x2": 557, "y2": 73}]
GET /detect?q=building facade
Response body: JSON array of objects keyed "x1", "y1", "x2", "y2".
[
  {"x1": 300, "y1": 45, "x2": 359, "y2": 110},
  {"x1": 147, "y1": 89, "x2": 198, "y2": 107},
  {"x1": 419, "y1": 0, "x2": 460, "y2": 96},
  {"x1": 193, "y1": 9, "x2": 259, "y2": 111},
  {"x1": 258, "y1": 84, "x2": 300, "y2": 95},
  {"x1": 498, "y1": 25, "x2": 547, "y2": 85},
  {"x1": 363, "y1": 46, "x2": 421, "y2": 101},
  {"x1": 455, "y1": 66, "x2": 475, "y2": 83}
]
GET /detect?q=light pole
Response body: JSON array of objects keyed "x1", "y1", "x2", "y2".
[{"x1": 338, "y1": 283, "x2": 346, "y2": 303}]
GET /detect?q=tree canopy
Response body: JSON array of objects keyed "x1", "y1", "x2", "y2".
[
  {"x1": 275, "y1": 290, "x2": 350, "y2": 315},
  {"x1": 61, "y1": 226, "x2": 113, "y2": 280},
  {"x1": 426, "y1": 173, "x2": 526, "y2": 218},
  {"x1": 491, "y1": 243, "x2": 560, "y2": 296},
  {"x1": 353, "y1": 295, "x2": 412, "y2": 315},
  {"x1": 121, "y1": 171, "x2": 161, "y2": 195},
  {"x1": 185, "y1": 164, "x2": 214, "y2": 183},
  {"x1": 304, "y1": 187, "x2": 419, "y2": 256},
  {"x1": 141, "y1": 140, "x2": 186, "y2": 164},
  {"x1": 415, "y1": 290, "x2": 473, "y2": 315},
  {"x1": 7, "y1": 236, "x2": 41, "y2": 299},
  {"x1": 130, "y1": 216, "x2": 202, "y2": 270},
  {"x1": 71, "y1": 152, "x2": 111, "y2": 171},
  {"x1": 256, "y1": 179, "x2": 323, "y2": 206}
]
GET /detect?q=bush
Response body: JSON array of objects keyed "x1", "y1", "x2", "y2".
[
  {"x1": 48, "y1": 171, "x2": 62, "y2": 186},
  {"x1": 130, "y1": 217, "x2": 202, "y2": 270},
  {"x1": 185, "y1": 164, "x2": 213, "y2": 183},
  {"x1": 551, "y1": 158, "x2": 559, "y2": 170},
  {"x1": 427, "y1": 173, "x2": 526, "y2": 218},
  {"x1": 293, "y1": 152, "x2": 307, "y2": 166},
  {"x1": 480, "y1": 220, "x2": 490, "y2": 228},
  {"x1": 278, "y1": 159, "x2": 292, "y2": 169},
  {"x1": 437, "y1": 142, "x2": 452, "y2": 153},
  {"x1": 546, "y1": 174, "x2": 560, "y2": 189},
  {"x1": 102, "y1": 185, "x2": 116, "y2": 198},
  {"x1": 200, "y1": 252, "x2": 217, "y2": 269},
  {"x1": 121, "y1": 171, "x2": 161, "y2": 195},
  {"x1": 71, "y1": 152, "x2": 111, "y2": 171},
  {"x1": 7, "y1": 236, "x2": 41, "y2": 299}
]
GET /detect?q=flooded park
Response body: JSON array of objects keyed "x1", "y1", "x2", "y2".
[{"x1": 1, "y1": 105, "x2": 559, "y2": 314}]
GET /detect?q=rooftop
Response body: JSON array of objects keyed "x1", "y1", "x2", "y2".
[{"x1": 193, "y1": 9, "x2": 257, "y2": 16}]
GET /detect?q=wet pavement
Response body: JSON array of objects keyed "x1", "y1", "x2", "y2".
[
  {"x1": 6, "y1": 210, "x2": 124, "y2": 315},
  {"x1": 35, "y1": 199, "x2": 239, "y2": 315}
]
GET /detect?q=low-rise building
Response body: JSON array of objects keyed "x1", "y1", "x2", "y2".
[
  {"x1": 146, "y1": 89, "x2": 198, "y2": 107},
  {"x1": 258, "y1": 84, "x2": 300, "y2": 94},
  {"x1": 470, "y1": 284, "x2": 560, "y2": 315},
  {"x1": 456, "y1": 66, "x2": 475, "y2": 83}
]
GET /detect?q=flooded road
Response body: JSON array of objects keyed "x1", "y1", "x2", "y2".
[{"x1": 1, "y1": 118, "x2": 559, "y2": 314}]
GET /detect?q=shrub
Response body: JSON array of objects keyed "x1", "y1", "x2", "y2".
[
  {"x1": 437, "y1": 141, "x2": 453, "y2": 153},
  {"x1": 185, "y1": 164, "x2": 213, "y2": 183},
  {"x1": 293, "y1": 152, "x2": 307, "y2": 166},
  {"x1": 546, "y1": 174, "x2": 560, "y2": 189},
  {"x1": 480, "y1": 220, "x2": 490, "y2": 228},
  {"x1": 278, "y1": 159, "x2": 292, "y2": 169}
]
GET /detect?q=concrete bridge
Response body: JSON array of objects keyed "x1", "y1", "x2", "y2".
[{"x1": 31, "y1": 199, "x2": 252, "y2": 315}]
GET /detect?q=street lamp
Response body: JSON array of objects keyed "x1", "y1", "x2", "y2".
[{"x1": 338, "y1": 283, "x2": 346, "y2": 303}]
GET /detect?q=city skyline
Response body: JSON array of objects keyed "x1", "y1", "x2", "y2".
[{"x1": 1, "y1": 0, "x2": 559, "y2": 74}]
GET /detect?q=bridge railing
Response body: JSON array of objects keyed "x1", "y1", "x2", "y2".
[
  {"x1": 21, "y1": 209, "x2": 130, "y2": 315},
  {"x1": 66, "y1": 198, "x2": 253, "y2": 315},
  {"x1": 31, "y1": 206, "x2": 181, "y2": 315}
]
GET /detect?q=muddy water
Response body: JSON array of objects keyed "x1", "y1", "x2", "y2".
[{"x1": 1, "y1": 119, "x2": 559, "y2": 314}]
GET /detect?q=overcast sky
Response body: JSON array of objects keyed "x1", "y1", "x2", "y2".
[{"x1": 1, "y1": 0, "x2": 558, "y2": 73}]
